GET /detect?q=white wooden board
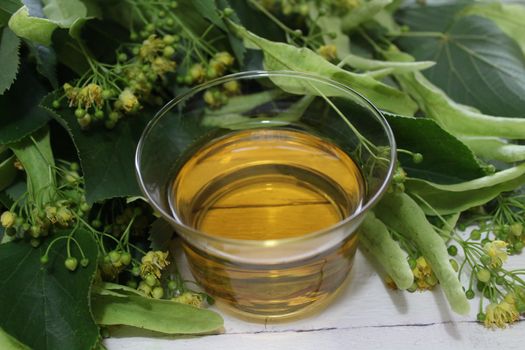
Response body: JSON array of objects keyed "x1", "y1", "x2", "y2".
[{"x1": 105, "y1": 247, "x2": 525, "y2": 350}]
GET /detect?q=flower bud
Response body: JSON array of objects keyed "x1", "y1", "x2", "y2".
[{"x1": 1, "y1": 211, "x2": 16, "y2": 228}]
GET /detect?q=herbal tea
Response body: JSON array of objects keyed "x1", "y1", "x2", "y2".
[
  {"x1": 169, "y1": 128, "x2": 365, "y2": 317},
  {"x1": 171, "y1": 129, "x2": 364, "y2": 238}
]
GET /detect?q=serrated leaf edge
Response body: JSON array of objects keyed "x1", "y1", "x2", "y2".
[{"x1": 0, "y1": 28, "x2": 21, "y2": 95}]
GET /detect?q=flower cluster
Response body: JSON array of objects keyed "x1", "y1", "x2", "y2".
[
  {"x1": 463, "y1": 193, "x2": 525, "y2": 255},
  {"x1": 100, "y1": 249, "x2": 133, "y2": 280},
  {"x1": 455, "y1": 235, "x2": 525, "y2": 328},
  {"x1": 484, "y1": 293, "x2": 520, "y2": 328},
  {"x1": 133, "y1": 251, "x2": 170, "y2": 299},
  {"x1": 1, "y1": 162, "x2": 89, "y2": 245},
  {"x1": 178, "y1": 51, "x2": 237, "y2": 109},
  {"x1": 54, "y1": 31, "x2": 180, "y2": 130},
  {"x1": 52, "y1": 0, "x2": 240, "y2": 130}
]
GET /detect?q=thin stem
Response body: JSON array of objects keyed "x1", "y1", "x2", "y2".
[{"x1": 247, "y1": 0, "x2": 304, "y2": 45}]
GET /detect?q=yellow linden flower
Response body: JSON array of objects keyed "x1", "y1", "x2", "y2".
[
  {"x1": 139, "y1": 35, "x2": 165, "y2": 61},
  {"x1": 84, "y1": 83, "x2": 103, "y2": 107},
  {"x1": 189, "y1": 64, "x2": 205, "y2": 83},
  {"x1": 484, "y1": 295, "x2": 519, "y2": 328},
  {"x1": 172, "y1": 292, "x2": 204, "y2": 308},
  {"x1": 63, "y1": 82, "x2": 76, "y2": 100},
  {"x1": 412, "y1": 256, "x2": 438, "y2": 290},
  {"x1": 45, "y1": 206, "x2": 58, "y2": 224},
  {"x1": 151, "y1": 57, "x2": 177, "y2": 75},
  {"x1": 56, "y1": 207, "x2": 73, "y2": 226},
  {"x1": 214, "y1": 51, "x2": 235, "y2": 67},
  {"x1": 118, "y1": 88, "x2": 139, "y2": 112},
  {"x1": 140, "y1": 251, "x2": 169, "y2": 278},
  {"x1": 483, "y1": 240, "x2": 508, "y2": 267},
  {"x1": 64, "y1": 86, "x2": 80, "y2": 106},
  {"x1": 318, "y1": 44, "x2": 338, "y2": 61},
  {"x1": 75, "y1": 83, "x2": 103, "y2": 108}
]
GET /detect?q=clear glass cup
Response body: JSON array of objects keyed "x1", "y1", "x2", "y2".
[{"x1": 135, "y1": 70, "x2": 396, "y2": 320}]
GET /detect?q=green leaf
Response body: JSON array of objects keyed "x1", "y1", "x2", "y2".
[
  {"x1": 81, "y1": 0, "x2": 102, "y2": 18},
  {"x1": 193, "y1": 0, "x2": 226, "y2": 30},
  {"x1": 50, "y1": 29, "x2": 89, "y2": 76},
  {"x1": 203, "y1": 94, "x2": 313, "y2": 130},
  {"x1": 394, "y1": 67, "x2": 525, "y2": 140},
  {"x1": 226, "y1": 0, "x2": 285, "y2": 42},
  {"x1": 0, "y1": 328, "x2": 30, "y2": 350},
  {"x1": 1, "y1": 179, "x2": 26, "y2": 208},
  {"x1": 396, "y1": 1, "x2": 471, "y2": 33},
  {"x1": 0, "y1": 229, "x2": 100, "y2": 350},
  {"x1": 373, "y1": 8, "x2": 401, "y2": 33},
  {"x1": 398, "y1": 10, "x2": 525, "y2": 118},
  {"x1": 406, "y1": 163, "x2": 525, "y2": 215},
  {"x1": 342, "y1": 0, "x2": 392, "y2": 32},
  {"x1": 384, "y1": 113, "x2": 485, "y2": 183},
  {"x1": 0, "y1": 0, "x2": 21, "y2": 27},
  {"x1": 231, "y1": 23, "x2": 417, "y2": 115},
  {"x1": 27, "y1": 42, "x2": 58, "y2": 88},
  {"x1": 148, "y1": 218, "x2": 174, "y2": 251},
  {"x1": 462, "y1": 2, "x2": 525, "y2": 55},
  {"x1": 8, "y1": 6, "x2": 57, "y2": 45},
  {"x1": 0, "y1": 63, "x2": 51, "y2": 144},
  {"x1": 92, "y1": 294, "x2": 223, "y2": 334},
  {"x1": 458, "y1": 136, "x2": 525, "y2": 163},
  {"x1": 174, "y1": 0, "x2": 222, "y2": 41},
  {"x1": 68, "y1": 16, "x2": 91, "y2": 41},
  {"x1": 42, "y1": 0, "x2": 87, "y2": 27},
  {"x1": 0, "y1": 153, "x2": 16, "y2": 192},
  {"x1": 42, "y1": 92, "x2": 152, "y2": 204},
  {"x1": 8, "y1": 1, "x2": 93, "y2": 46},
  {"x1": 0, "y1": 27, "x2": 21, "y2": 95}
]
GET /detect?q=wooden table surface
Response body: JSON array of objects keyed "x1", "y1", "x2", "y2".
[{"x1": 105, "y1": 248, "x2": 524, "y2": 350}]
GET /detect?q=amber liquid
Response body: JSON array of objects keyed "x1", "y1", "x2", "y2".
[{"x1": 170, "y1": 128, "x2": 364, "y2": 318}]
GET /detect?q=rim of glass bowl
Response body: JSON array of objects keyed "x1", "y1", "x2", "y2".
[{"x1": 135, "y1": 70, "x2": 397, "y2": 247}]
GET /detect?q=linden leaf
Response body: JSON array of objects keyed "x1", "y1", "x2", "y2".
[
  {"x1": 462, "y1": 2, "x2": 525, "y2": 55},
  {"x1": 0, "y1": 0, "x2": 21, "y2": 26},
  {"x1": 0, "y1": 63, "x2": 51, "y2": 144},
  {"x1": 232, "y1": 23, "x2": 417, "y2": 115},
  {"x1": 383, "y1": 113, "x2": 485, "y2": 184},
  {"x1": 8, "y1": 6, "x2": 57, "y2": 46},
  {"x1": 0, "y1": 27, "x2": 21, "y2": 95},
  {"x1": 92, "y1": 294, "x2": 223, "y2": 335},
  {"x1": 148, "y1": 218, "x2": 174, "y2": 251},
  {"x1": 42, "y1": 0, "x2": 87, "y2": 27},
  {"x1": 398, "y1": 5, "x2": 525, "y2": 118},
  {"x1": 0, "y1": 229, "x2": 100, "y2": 350}
]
